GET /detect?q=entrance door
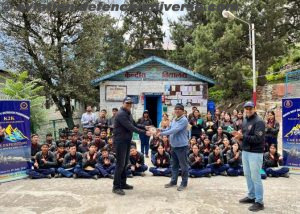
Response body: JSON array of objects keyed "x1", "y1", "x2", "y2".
[{"x1": 144, "y1": 95, "x2": 162, "y2": 128}]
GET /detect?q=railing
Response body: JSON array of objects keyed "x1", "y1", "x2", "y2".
[{"x1": 285, "y1": 70, "x2": 300, "y2": 97}]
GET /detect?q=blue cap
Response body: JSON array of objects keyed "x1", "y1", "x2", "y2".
[
  {"x1": 243, "y1": 101, "x2": 255, "y2": 108},
  {"x1": 123, "y1": 97, "x2": 133, "y2": 104}
]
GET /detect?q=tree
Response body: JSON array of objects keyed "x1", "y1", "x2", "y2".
[
  {"x1": 122, "y1": 0, "x2": 165, "y2": 62},
  {"x1": 0, "y1": 0, "x2": 126, "y2": 128},
  {"x1": 0, "y1": 71, "x2": 46, "y2": 133}
]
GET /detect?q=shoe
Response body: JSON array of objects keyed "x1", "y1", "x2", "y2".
[
  {"x1": 220, "y1": 171, "x2": 227, "y2": 176},
  {"x1": 121, "y1": 184, "x2": 134, "y2": 190},
  {"x1": 239, "y1": 197, "x2": 256, "y2": 204},
  {"x1": 141, "y1": 172, "x2": 146, "y2": 177},
  {"x1": 112, "y1": 188, "x2": 125, "y2": 195},
  {"x1": 106, "y1": 174, "x2": 114, "y2": 179},
  {"x1": 54, "y1": 173, "x2": 62, "y2": 178},
  {"x1": 92, "y1": 175, "x2": 98, "y2": 180},
  {"x1": 165, "y1": 183, "x2": 177, "y2": 188},
  {"x1": 248, "y1": 202, "x2": 264, "y2": 212},
  {"x1": 190, "y1": 175, "x2": 195, "y2": 178},
  {"x1": 177, "y1": 185, "x2": 187, "y2": 191},
  {"x1": 127, "y1": 174, "x2": 133, "y2": 178},
  {"x1": 73, "y1": 174, "x2": 78, "y2": 179},
  {"x1": 165, "y1": 174, "x2": 172, "y2": 177},
  {"x1": 283, "y1": 172, "x2": 290, "y2": 178},
  {"x1": 46, "y1": 175, "x2": 52, "y2": 179},
  {"x1": 205, "y1": 173, "x2": 211, "y2": 178}
]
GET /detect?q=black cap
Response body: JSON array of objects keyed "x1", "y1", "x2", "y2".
[
  {"x1": 175, "y1": 103, "x2": 184, "y2": 111},
  {"x1": 244, "y1": 101, "x2": 255, "y2": 108},
  {"x1": 123, "y1": 97, "x2": 133, "y2": 104}
]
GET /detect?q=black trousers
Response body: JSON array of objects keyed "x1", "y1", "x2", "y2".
[{"x1": 113, "y1": 140, "x2": 131, "y2": 189}]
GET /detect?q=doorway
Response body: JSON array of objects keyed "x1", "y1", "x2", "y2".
[{"x1": 144, "y1": 95, "x2": 162, "y2": 128}]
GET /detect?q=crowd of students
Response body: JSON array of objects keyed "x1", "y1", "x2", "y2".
[{"x1": 27, "y1": 106, "x2": 289, "y2": 179}]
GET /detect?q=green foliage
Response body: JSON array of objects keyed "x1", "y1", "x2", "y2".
[
  {"x1": 0, "y1": 71, "x2": 47, "y2": 133},
  {"x1": 208, "y1": 87, "x2": 225, "y2": 103}
]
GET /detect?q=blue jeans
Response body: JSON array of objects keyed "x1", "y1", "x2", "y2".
[
  {"x1": 265, "y1": 167, "x2": 289, "y2": 177},
  {"x1": 189, "y1": 168, "x2": 211, "y2": 177},
  {"x1": 207, "y1": 164, "x2": 229, "y2": 175},
  {"x1": 96, "y1": 164, "x2": 116, "y2": 177},
  {"x1": 242, "y1": 151, "x2": 264, "y2": 204},
  {"x1": 227, "y1": 165, "x2": 244, "y2": 176},
  {"x1": 74, "y1": 167, "x2": 100, "y2": 178},
  {"x1": 27, "y1": 168, "x2": 55, "y2": 179},
  {"x1": 170, "y1": 146, "x2": 189, "y2": 187},
  {"x1": 149, "y1": 167, "x2": 171, "y2": 176},
  {"x1": 127, "y1": 165, "x2": 148, "y2": 176},
  {"x1": 140, "y1": 134, "x2": 150, "y2": 156},
  {"x1": 57, "y1": 165, "x2": 81, "y2": 178}
]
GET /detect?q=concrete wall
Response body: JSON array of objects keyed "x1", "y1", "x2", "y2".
[{"x1": 99, "y1": 80, "x2": 208, "y2": 121}]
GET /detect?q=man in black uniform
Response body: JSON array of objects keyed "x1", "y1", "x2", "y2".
[
  {"x1": 112, "y1": 97, "x2": 151, "y2": 195},
  {"x1": 233, "y1": 101, "x2": 265, "y2": 212}
]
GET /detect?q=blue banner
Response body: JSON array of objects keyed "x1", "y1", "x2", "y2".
[
  {"x1": 282, "y1": 98, "x2": 300, "y2": 174},
  {"x1": 0, "y1": 100, "x2": 31, "y2": 182}
]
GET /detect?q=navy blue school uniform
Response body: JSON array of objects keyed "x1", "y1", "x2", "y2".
[
  {"x1": 93, "y1": 139, "x2": 106, "y2": 151},
  {"x1": 66, "y1": 140, "x2": 82, "y2": 149},
  {"x1": 128, "y1": 151, "x2": 148, "y2": 176},
  {"x1": 149, "y1": 151, "x2": 171, "y2": 176},
  {"x1": 54, "y1": 150, "x2": 67, "y2": 169},
  {"x1": 104, "y1": 144, "x2": 116, "y2": 157},
  {"x1": 78, "y1": 143, "x2": 89, "y2": 154},
  {"x1": 200, "y1": 143, "x2": 212, "y2": 166},
  {"x1": 31, "y1": 143, "x2": 40, "y2": 162},
  {"x1": 150, "y1": 137, "x2": 163, "y2": 160},
  {"x1": 207, "y1": 152, "x2": 229, "y2": 175},
  {"x1": 27, "y1": 151, "x2": 57, "y2": 179},
  {"x1": 211, "y1": 133, "x2": 227, "y2": 146},
  {"x1": 188, "y1": 153, "x2": 211, "y2": 177},
  {"x1": 96, "y1": 154, "x2": 116, "y2": 177},
  {"x1": 45, "y1": 141, "x2": 57, "y2": 152},
  {"x1": 74, "y1": 152, "x2": 100, "y2": 178},
  {"x1": 221, "y1": 146, "x2": 231, "y2": 164},
  {"x1": 263, "y1": 152, "x2": 289, "y2": 177},
  {"x1": 57, "y1": 152, "x2": 83, "y2": 177},
  {"x1": 226, "y1": 150, "x2": 243, "y2": 176}
]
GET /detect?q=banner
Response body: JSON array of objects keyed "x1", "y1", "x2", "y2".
[
  {"x1": 0, "y1": 100, "x2": 31, "y2": 182},
  {"x1": 282, "y1": 98, "x2": 300, "y2": 174}
]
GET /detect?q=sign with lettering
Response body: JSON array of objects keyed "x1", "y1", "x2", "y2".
[
  {"x1": 0, "y1": 100, "x2": 31, "y2": 183},
  {"x1": 105, "y1": 85, "x2": 127, "y2": 101}
]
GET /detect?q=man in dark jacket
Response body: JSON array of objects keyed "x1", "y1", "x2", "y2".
[
  {"x1": 112, "y1": 97, "x2": 151, "y2": 195},
  {"x1": 233, "y1": 101, "x2": 265, "y2": 212}
]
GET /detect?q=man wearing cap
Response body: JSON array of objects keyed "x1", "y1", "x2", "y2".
[
  {"x1": 232, "y1": 101, "x2": 265, "y2": 212},
  {"x1": 157, "y1": 103, "x2": 189, "y2": 191},
  {"x1": 112, "y1": 97, "x2": 151, "y2": 195}
]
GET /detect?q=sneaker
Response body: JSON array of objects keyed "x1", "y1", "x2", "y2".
[
  {"x1": 220, "y1": 171, "x2": 227, "y2": 176},
  {"x1": 205, "y1": 173, "x2": 212, "y2": 178},
  {"x1": 46, "y1": 175, "x2": 52, "y2": 179},
  {"x1": 112, "y1": 188, "x2": 125, "y2": 196},
  {"x1": 177, "y1": 185, "x2": 187, "y2": 191},
  {"x1": 121, "y1": 184, "x2": 134, "y2": 190},
  {"x1": 127, "y1": 174, "x2": 133, "y2": 178},
  {"x1": 73, "y1": 174, "x2": 78, "y2": 179},
  {"x1": 248, "y1": 202, "x2": 264, "y2": 212},
  {"x1": 283, "y1": 172, "x2": 290, "y2": 178},
  {"x1": 92, "y1": 175, "x2": 98, "y2": 180},
  {"x1": 239, "y1": 197, "x2": 256, "y2": 204},
  {"x1": 106, "y1": 174, "x2": 114, "y2": 179},
  {"x1": 190, "y1": 175, "x2": 196, "y2": 178},
  {"x1": 165, "y1": 183, "x2": 177, "y2": 188},
  {"x1": 54, "y1": 173, "x2": 62, "y2": 178},
  {"x1": 141, "y1": 172, "x2": 146, "y2": 177}
]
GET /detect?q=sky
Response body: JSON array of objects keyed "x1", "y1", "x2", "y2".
[{"x1": 0, "y1": 0, "x2": 186, "y2": 70}]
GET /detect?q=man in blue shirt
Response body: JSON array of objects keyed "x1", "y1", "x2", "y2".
[{"x1": 158, "y1": 103, "x2": 189, "y2": 191}]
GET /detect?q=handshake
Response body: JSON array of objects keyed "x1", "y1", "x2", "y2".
[{"x1": 145, "y1": 126, "x2": 161, "y2": 137}]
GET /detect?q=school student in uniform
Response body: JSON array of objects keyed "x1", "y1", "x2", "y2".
[
  {"x1": 207, "y1": 145, "x2": 229, "y2": 176},
  {"x1": 263, "y1": 144, "x2": 289, "y2": 178},
  {"x1": 200, "y1": 137, "x2": 212, "y2": 166},
  {"x1": 66, "y1": 133, "x2": 81, "y2": 149},
  {"x1": 150, "y1": 135, "x2": 163, "y2": 160},
  {"x1": 92, "y1": 133, "x2": 106, "y2": 152},
  {"x1": 54, "y1": 143, "x2": 67, "y2": 171},
  {"x1": 74, "y1": 143, "x2": 100, "y2": 179},
  {"x1": 31, "y1": 134, "x2": 41, "y2": 162},
  {"x1": 162, "y1": 135, "x2": 171, "y2": 155},
  {"x1": 27, "y1": 143, "x2": 57, "y2": 179},
  {"x1": 189, "y1": 144, "x2": 211, "y2": 178},
  {"x1": 227, "y1": 142, "x2": 243, "y2": 176},
  {"x1": 57, "y1": 143, "x2": 83, "y2": 178},
  {"x1": 149, "y1": 144, "x2": 171, "y2": 177},
  {"x1": 127, "y1": 146, "x2": 148, "y2": 177},
  {"x1": 188, "y1": 137, "x2": 197, "y2": 155},
  {"x1": 44, "y1": 133, "x2": 56, "y2": 152},
  {"x1": 96, "y1": 148, "x2": 116, "y2": 179},
  {"x1": 78, "y1": 135, "x2": 90, "y2": 154},
  {"x1": 104, "y1": 136, "x2": 115, "y2": 157},
  {"x1": 221, "y1": 138, "x2": 231, "y2": 164}
]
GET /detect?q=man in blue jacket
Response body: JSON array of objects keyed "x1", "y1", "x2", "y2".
[
  {"x1": 112, "y1": 97, "x2": 151, "y2": 195},
  {"x1": 158, "y1": 103, "x2": 189, "y2": 191}
]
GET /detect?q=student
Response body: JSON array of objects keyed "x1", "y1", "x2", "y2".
[
  {"x1": 161, "y1": 135, "x2": 171, "y2": 155},
  {"x1": 197, "y1": 133, "x2": 206, "y2": 146},
  {"x1": 96, "y1": 148, "x2": 116, "y2": 179},
  {"x1": 57, "y1": 143, "x2": 83, "y2": 178},
  {"x1": 200, "y1": 137, "x2": 212, "y2": 166},
  {"x1": 227, "y1": 142, "x2": 243, "y2": 176},
  {"x1": 72, "y1": 124, "x2": 82, "y2": 139},
  {"x1": 54, "y1": 143, "x2": 67, "y2": 170},
  {"x1": 107, "y1": 108, "x2": 118, "y2": 133},
  {"x1": 150, "y1": 135, "x2": 163, "y2": 161},
  {"x1": 87, "y1": 131, "x2": 93, "y2": 142},
  {"x1": 93, "y1": 133, "x2": 106, "y2": 151},
  {"x1": 137, "y1": 110, "x2": 153, "y2": 158},
  {"x1": 104, "y1": 136, "x2": 115, "y2": 156},
  {"x1": 189, "y1": 110, "x2": 205, "y2": 139},
  {"x1": 232, "y1": 109, "x2": 238, "y2": 123},
  {"x1": 78, "y1": 135, "x2": 90, "y2": 154},
  {"x1": 149, "y1": 144, "x2": 171, "y2": 177},
  {"x1": 204, "y1": 111, "x2": 217, "y2": 140},
  {"x1": 189, "y1": 144, "x2": 211, "y2": 177},
  {"x1": 27, "y1": 143, "x2": 57, "y2": 179},
  {"x1": 100, "y1": 129, "x2": 108, "y2": 144},
  {"x1": 44, "y1": 133, "x2": 56, "y2": 152},
  {"x1": 189, "y1": 137, "x2": 197, "y2": 154},
  {"x1": 263, "y1": 144, "x2": 289, "y2": 178},
  {"x1": 66, "y1": 133, "x2": 81, "y2": 149},
  {"x1": 234, "y1": 110, "x2": 244, "y2": 131},
  {"x1": 127, "y1": 146, "x2": 148, "y2": 177},
  {"x1": 56, "y1": 133, "x2": 68, "y2": 147},
  {"x1": 211, "y1": 127, "x2": 227, "y2": 146},
  {"x1": 207, "y1": 145, "x2": 229, "y2": 176},
  {"x1": 221, "y1": 138, "x2": 231, "y2": 164},
  {"x1": 31, "y1": 134, "x2": 40, "y2": 162},
  {"x1": 74, "y1": 143, "x2": 100, "y2": 179},
  {"x1": 159, "y1": 113, "x2": 170, "y2": 129},
  {"x1": 265, "y1": 111, "x2": 280, "y2": 151},
  {"x1": 95, "y1": 109, "x2": 108, "y2": 131}
]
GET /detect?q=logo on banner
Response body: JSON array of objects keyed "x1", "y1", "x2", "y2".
[
  {"x1": 20, "y1": 102, "x2": 28, "y2": 110},
  {"x1": 3, "y1": 124, "x2": 28, "y2": 143},
  {"x1": 284, "y1": 100, "x2": 293, "y2": 108},
  {"x1": 285, "y1": 124, "x2": 300, "y2": 138}
]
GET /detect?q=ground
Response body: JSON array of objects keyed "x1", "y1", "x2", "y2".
[{"x1": 1, "y1": 159, "x2": 300, "y2": 214}]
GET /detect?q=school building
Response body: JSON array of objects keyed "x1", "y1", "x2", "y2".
[{"x1": 92, "y1": 56, "x2": 215, "y2": 127}]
